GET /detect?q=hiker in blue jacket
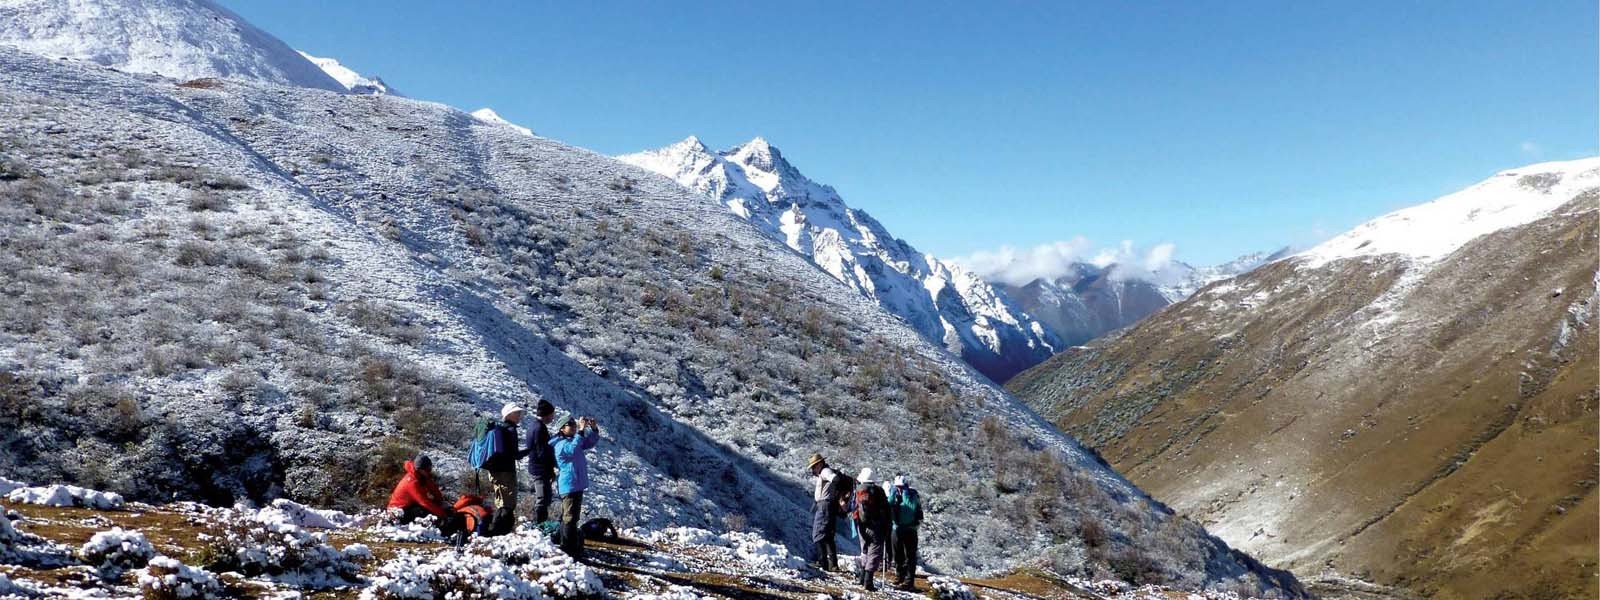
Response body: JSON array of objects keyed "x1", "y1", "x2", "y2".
[
  {"x1": 524, "y1": 400, "x2": 558, "y2": 524},
  {"x1": 550, "y1": 414, "x2": 600, "y2": 558}
]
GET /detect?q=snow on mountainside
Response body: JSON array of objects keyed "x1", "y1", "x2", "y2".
[
  {"x1": 1296, "y1": 157, "x2": 1600, "y2": 268},
  {"x1": 619, "y1": 137, "x2": 1061, "y2": 382},
  {"x1": 0, "y1": 45, "x2": 1301, "y2": 594},
  {"x1": 0, "y1": 0, "x2": 344, "y2": 91},
  {"x1": 1008, "y1": 158, "x2": 1600, "y2": 598},
  {"x1": 472, "y1": 108, "x2": 534, "y2": 136},
  {"x1": 298, "y1": 51, "x2": 400, "y2": 96}
]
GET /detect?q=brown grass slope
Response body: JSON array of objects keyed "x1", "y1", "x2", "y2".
[{"x1": 1007, "y1": 196, "x2": 1598, "y2": 599}]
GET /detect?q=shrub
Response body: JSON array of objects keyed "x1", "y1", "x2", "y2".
[
  {"x1": 139, "y1": 556, "x2": 225, "y2": 599},
  {"x1": 79, "y1": 528, "x2": 156, "y2": 574}
]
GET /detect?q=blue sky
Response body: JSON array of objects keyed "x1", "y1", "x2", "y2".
[{"x1": 222, "y1": 0, "x2": 1597, "y2": 266}]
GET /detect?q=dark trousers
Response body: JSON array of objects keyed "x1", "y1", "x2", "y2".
[
  {"x1": 892, "y1": 527, "x2": 918, "y2": 584},
  {"x1": 556, "y1": 491, "x2": 585, "y2": 557},
  {"x1": 534, "y1": 477, "x2": 555, "y2": 524},
  {"x1": 811, "y1": 500, "x2": 838, "y2": 569}
]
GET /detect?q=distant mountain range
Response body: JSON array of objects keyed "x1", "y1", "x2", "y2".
[
  {"x1": 993, "y1": 249, "x2": 1291, "y2": 348},
  {"x1": 620, "y1": 137, "x2": 1063, "y2": 382}
]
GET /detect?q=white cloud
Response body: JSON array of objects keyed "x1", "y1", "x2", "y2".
[
  {"x1": 1519, "y1": 141, "x2": 1542, "y2": 156},
  {"x1": 953, "y1": 238, "x2": 1186, "y2": 287}
]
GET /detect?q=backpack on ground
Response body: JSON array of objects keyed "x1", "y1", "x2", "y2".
[
  {"x1": 468, "y1": 418, "x2": 503, "y2": 469},
  {"x1": 581, "y1": 518, "x2": 618, "y2": 542},
  {"x1": 890, "y1": 489, "x2": 920, "y2": 528}
]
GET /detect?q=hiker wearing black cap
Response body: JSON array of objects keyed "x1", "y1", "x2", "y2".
[
  {"x1": 524, "y1": 400, "x2": 558, "y2": 524},
  {"x1": 807, "y1": 453, "x2": 841, "y2": 571}
]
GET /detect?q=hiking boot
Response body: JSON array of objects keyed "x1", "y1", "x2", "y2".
[{"x1": 863, "y1": 571, "x2": 876, "y2": 592}]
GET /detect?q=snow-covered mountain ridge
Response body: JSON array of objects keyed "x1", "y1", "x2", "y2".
[
  {"x1": 0, "y1": 0, "x2": 344, "y2": 91},
  {"x1": 297, "y1": 50, "x2": 400, "y2": 96},
  {"x1": 1008, "y1": 158, "x2": 1599, "y2": 598},
  {"x1": 1295, "y1": 157, "x2": 1600, "y2": 268},
  {"x1": 619, "y1": 137, "x2": 1062, "y2": 382}
]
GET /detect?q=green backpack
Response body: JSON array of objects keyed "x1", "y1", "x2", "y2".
[{"x1": 891, "y1": 489, "x2": 921, "y2": 528}]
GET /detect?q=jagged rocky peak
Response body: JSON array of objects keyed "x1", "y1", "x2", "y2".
[{"x1": 619, "y1": 136, "x2": 1063, "y2": 382}]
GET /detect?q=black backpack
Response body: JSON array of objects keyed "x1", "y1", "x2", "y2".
[{"x1": 828, "y1": 471, "x2": 856, "y2": 515}]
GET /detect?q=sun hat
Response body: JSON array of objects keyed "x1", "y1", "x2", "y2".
[
  {"x1": 806, "y1": 453, "x2": 826, "y2": 470},
  {"x1": 501, "y1": 403, "x2": 525, "y2": 420}
]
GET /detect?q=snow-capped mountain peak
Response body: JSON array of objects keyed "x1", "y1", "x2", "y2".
[
  {"x1": 470, "y1": 108, "x2": 534, "y2": 137},
  {"x1": 620, "y1": 137, "x2": 1061, "y2": 381},
  {"x1": 1296, "y1": 157, "x2": 1600, "y2": 268},
  {"x1": 297, "y1": 51, "x2": 400, "y2": 96},
  {"x1": 0, "y1": 0, "x2": 344, "y2": 91}
]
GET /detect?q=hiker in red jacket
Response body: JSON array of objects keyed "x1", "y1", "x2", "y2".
[{"x1": 387, "y1": 454, "x2": 450, "y2": 524}]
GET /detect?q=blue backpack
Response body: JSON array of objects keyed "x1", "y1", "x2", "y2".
[{"x1": 468, "y1": 418, "x2": 503, "y2": 469}]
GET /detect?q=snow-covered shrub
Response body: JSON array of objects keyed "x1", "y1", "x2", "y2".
[
  {"x1": 138, "y1": 556, "x2": 225, "y2": 599},
  {"x1": 364, "y1": 514, "x2": 446, "y2": 543},
  {"x1": 361, "y1": 550, "x2": 542, "y2": 600},
  {"x1": 5, "y1": 484, "x2": 124, "y2": 509},
  {"x1": 256, "y1": 498, "x2": 361, "y2": 529},
  {"x1": 0, "y1": 572, "x2": 43, "y2": 598},
  {"x1": 79, "y1": 527, "x2": 155, "y2": 572},
  {"x1": 646, "y1": 527, "x2": 720, "y2": 547},
  {"x1": 0, "y1": 477, "x2": 26, "y2": 495},
  {"x1": 722, "y1": 531, "x2": 804, "y2": 571},
  {"x1": 0, "y1": 511, "x2": 17, "y2": 544},
  {"x1": 638, "y1": 528, "x2": 801, "y2": 573},
  {"x1": 926, "y1": 576, "x2": 975, "y2": 600},
  {"x1": 190, "y1": 510, "x2": 361, "y2": 589},
  {"x1": 471, "y1": 530, "x2": 603, "y2": 599},
  {"x1": 628, "y1": 585, "x2": 709, "y2": 600}
]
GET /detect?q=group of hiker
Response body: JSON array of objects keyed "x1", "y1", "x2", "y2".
[
  {"x1": 808, "y1": 453, "x2": 924, "y2": 592},
  {"x1": 383, "y1": 402, "x2": 927, "y2": 590},
  {"x1": 385, "y1": 400, "x2": 601, "y2": 558}
]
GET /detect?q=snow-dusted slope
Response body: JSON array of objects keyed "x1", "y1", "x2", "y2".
[
  {"x1": 1009, "y1": 158, "x2": 1599, "y2": 598},
  {"x1": 619, "y1": 137, "x2": 1060, "y2": 382},
  {"x1": 298, "y1": 51, "x2": 399, "y2": 96},
  {"x1": 0, "y1": 46, "x2": 1301, "y2": 594},
  {"x1": 471, "y1": 108, "x2": 533, "y2": 136},
  {"x1": 0, "y1": 0, "x2": 344, "y2": 91},
  {"x1": 1296, "y1": 158, "x2": 1600, "y2": 268}
]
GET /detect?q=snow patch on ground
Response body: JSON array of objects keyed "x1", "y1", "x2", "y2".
[{"x1": 5, "y1": 484, "x2": 124, "y2": 510}]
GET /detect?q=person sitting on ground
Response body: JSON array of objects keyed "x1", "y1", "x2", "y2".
[
  {"x1": 551, "y1": 414, "x2": 600, "y2": 558},
  {"x1": 851, "y1": 468, "x2": 891, "y2": 591},
  {"x1": 387, "y1": 454, "x2": 450, "y2": 525},
  {"x1": 443, "y1": 494, "x2": 494, "y2": 547},
  {"x1": 888, "y1": 474, "x2": 924, "y2": 591}
]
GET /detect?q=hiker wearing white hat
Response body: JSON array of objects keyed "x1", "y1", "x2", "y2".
[
  {"x1": 483, "y1": 402, "x2": 531, "y2": 533},
  {"x1": 849, "y1": 467, "x2": 891, "y2": 591}
]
